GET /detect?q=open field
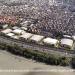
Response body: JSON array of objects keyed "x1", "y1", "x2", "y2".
[{"x1": 0, "y1": 50, "x2": 75, "y2": 75}]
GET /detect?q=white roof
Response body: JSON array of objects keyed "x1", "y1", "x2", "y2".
[
  {"x1": 1, "y1": 29, "x2": 12, "y2": 34},
  {"x1": 30, "y1": 34, "x2": 44, "y2": 42},
  {"x1": 12, "y1": 29, "x2": 25, "y2": 34},
  {"x1": 11, "y1": 35, "x2": 19, "y2": 39},
  {"x1": 20, "y1": 32, "x2": 33, "y2": 39},
  {"x1": 20, "y1": 21, "x2": 30, "y2": 26},
  {"x1": 6, "y1": 33, "x2": 14, "y2": 37},
  {"x1": 43, "y1": 37, "x2": 58, "y2": 45},
  {"x1": 60, "y1": 38, "x2": 73, "y2": 47},
  {"x1": 2, "y1": 24, "x2": 8, "y2": 28},
  {"x1": 63, "y1": 35, "x2": 71, "y2": 38},
  {"x1": 21, "y1": 27, "x2": 27, "y2": 31},
  {"x1": 12, "y1": 26, "x2": 20, "y2": 30},
  {"x1": 72, "y1": 35, "x2": 75, "y2": 40}
]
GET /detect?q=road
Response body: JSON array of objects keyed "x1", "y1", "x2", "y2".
[{"x1": 0, "y1": 35, "x2": 75, "y2": 57}]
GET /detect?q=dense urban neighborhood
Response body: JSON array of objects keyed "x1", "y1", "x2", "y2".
[{"x1": 0, "y1": 0, "x2": 75, "y2": 69}]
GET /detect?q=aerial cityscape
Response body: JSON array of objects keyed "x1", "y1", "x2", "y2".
[{"x1": 0, "y1": 0, "x2": 75, "y2": 75}]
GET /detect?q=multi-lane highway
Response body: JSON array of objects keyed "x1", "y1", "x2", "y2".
[{"x1": 0, "y1": 35, "x2": 75, "y2": 57}]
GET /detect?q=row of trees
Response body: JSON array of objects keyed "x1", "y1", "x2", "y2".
[{"x1": 0, "y1": 42, "x2": 75, "y2": 68}]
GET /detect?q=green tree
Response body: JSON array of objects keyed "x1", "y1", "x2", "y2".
[{"x1": 71, "y1": 57, "x2": 75, "y2": 69}]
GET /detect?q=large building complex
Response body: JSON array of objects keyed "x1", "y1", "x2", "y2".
[{"x1": 0, "y1": 0, "x2": 75, "y2": 56}]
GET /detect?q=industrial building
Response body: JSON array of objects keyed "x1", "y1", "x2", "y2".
[
  {"x1": 12, "y1": 29, "x2": 25, "y2": 35},
  {"x1": 63, "y1": 35, "x2": 72, "y2": 39},
  {"x1": 11, "y1": 35, "x2": 20, "y2": 40},
  {"x1": 0, "y1": 24, "x2": 8, "y2": 29},
  {"x1": 72, "y1": 35, "x2": 75, "y2": 41},
  {"x1": 43, "y1": 37, "x2": 59, "y2": 47},
  {"x1": 21, "y1": 27, "x2": 28, "y2": 31},
  {"x1": 30, "y1": 34, "x2": 44, "y2": 43},
  {"x1": 19, "y1": 32, "x2": 33, "y2": 41},
  {"x1": 12, "y1": 26, "x2": 20, "y2": 30},
  {"x1": 6, "y1": 32, "x2": 14, "y2": 37},
  {"x1": 60, "y1": 38, "x2": 73, "y2": 49},
  {"x1": 1, "y1": 28, "x2": 12, "y2": 34}
]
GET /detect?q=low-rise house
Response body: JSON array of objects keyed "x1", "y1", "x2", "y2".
[
  {"x1": 30, "y1": 34, "x2": 44, "y2": 44},
  {"x1": 43, "y1": 37, "x2": 59, "y2": 47},
  {"x1": 60, "y1": 38, "x2": 73, "y2": 49}
]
